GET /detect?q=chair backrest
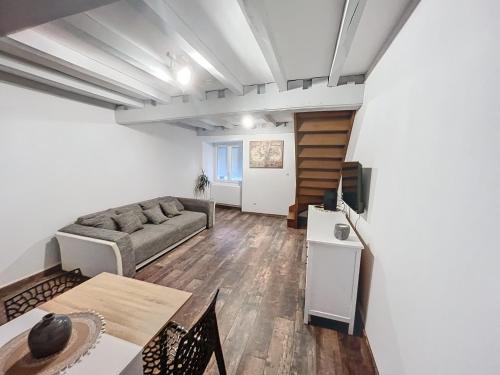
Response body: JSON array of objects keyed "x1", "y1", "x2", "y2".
[
  {"x1": 168, "y1": 289, "x2": 221, "y2": 375},
  {"x1": 3, "y1": 269, "x2": 86, "y2": 321}
]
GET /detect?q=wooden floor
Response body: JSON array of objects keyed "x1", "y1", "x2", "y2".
[
  {"x1": 136, "y1": 207, "x2": 376, "y2": 375},
  {"x1": 0, "y1": 207, "x2": 376, "y2": 374}
]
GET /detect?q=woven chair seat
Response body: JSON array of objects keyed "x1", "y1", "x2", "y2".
[
  {"x1": 142, "y1": 290, "x2": 226, "y2": 375},
  {"x1": 143, "y1": 321, "x2": 187, "y2": 375}
]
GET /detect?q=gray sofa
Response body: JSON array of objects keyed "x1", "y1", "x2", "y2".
[{"x1": 56, "y1": 196, "x2": 215, "y2": 278}]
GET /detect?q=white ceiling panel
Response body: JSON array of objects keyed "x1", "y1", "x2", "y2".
[
  {"x1": 261, "y1": 0, "x2": 344, "y2": 80},
  {"x1": 342, "y1": 0, "x2": 414, "y2": 75}
]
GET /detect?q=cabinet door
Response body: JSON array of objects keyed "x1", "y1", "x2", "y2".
[{"x1": 308, "y1": 242, "x2": 356, "y2": 320}]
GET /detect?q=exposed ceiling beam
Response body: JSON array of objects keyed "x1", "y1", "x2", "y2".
[
  {"x1": 196, "y1": 124, "x2": 293, "y2": 137},
  {"x1": 262, "y1": 114, "x2": 276, "y2": 125},
  {"x1": 177, "y1": 119, "x2": 215, "y2": 131},
  {"x1": 0, "y1": 0, "x2": 120, "y2": 36},
  {"x1": 59, "y1": 14, "x2": 206, "y2": 101},
  {"x1": 116, "y1": 82, "x2": 364, "y2": 125},
  {"x1": 0, "y1": 52, "x2": 143, "y2": 108},
  {"x1": 137, "y1": 0, "x2": 244, "y2": 95},
  {"x1": 2, "y1": 28, "x2": 172, "y2": 103},
  {"x1": 237, "y1": 0, "x2": 287, "y2": 91},
  {"x1": 328, "y1": 0, "x2": 367, "y2": 87},
  {"x1": 199, "y1": 117, "x2": 235, "y2": 129}
]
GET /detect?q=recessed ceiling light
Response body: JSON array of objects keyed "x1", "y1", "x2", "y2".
[
  {"x1": 241, "y1": 115, "x2": 254, "y2": 129},
  {"x1": 176, "y1": 66, "x2": 191, "y2": 85}
]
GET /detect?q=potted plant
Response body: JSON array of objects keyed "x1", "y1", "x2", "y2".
[{"x1": 194, "y1": 169, "x2": 211, "y2": 199}]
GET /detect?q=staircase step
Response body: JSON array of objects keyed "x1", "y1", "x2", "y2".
[
  {"x1": 298, "y1": 159, "x2": 342, "y2": 170},
  {"x1": 297, "y1": 117, "x2": 352, "y2": 133},
  {"x1": 299, "y1": 170, "x2": 340, "y2": 180},
  {"x1": 298, "y1": 196, "x2": 323, "y2": 204},
  {"x1": 293, "y1": 111, "x2": 355, "y2": 219},
  {"x1": 299, "y1": 188, "x2": 327, "y2": 197},
  {"x1": 298, "y1": 147, "x2": 345, "y2": 159},
  {"x1": 298, "y1": 133, "x2": 348, "y2": 146},
  {"x1": 299, "y1": 179, "x2": 338, "y2": 189}
]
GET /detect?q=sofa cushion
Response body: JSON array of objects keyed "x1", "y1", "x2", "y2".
[
  {"x1": 131, "y1": 223, "x2": 184, "y2": 265},
  {"x1": 167, "y1": 211, "x2": 207, "y2": 239},
  {"x1": 115, "y1": 204, "x2": 148, "y2": 224},
  {"x1": 143, "y1": 205, "x2": 168, "y2": 224},
  {"x1": 114, "y1": 212, "x2": 144, "y2": 234},
  {"x1": 77, "y1": 209, "x2": 118, "y2": 230},
  {"x1": 79, "y1": 214, "x2": 118, "y2": 231},
  {"x1": 77, "y1": 208, "x2": 115, "y2": 223},
  {"x1": 160, "y1": 201, "x2": 181, "y2": 218},
  {"x1": 159, "y1": 196, "x2": 184, "y2": 211},
  {"x1": 172, "y1": 198, "x2": 184, "y2": 211},
  {"x1": 140, "y1": 198, "x2": 161, "y2": 210}
]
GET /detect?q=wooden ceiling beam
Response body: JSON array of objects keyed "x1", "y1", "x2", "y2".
[
  {"x1": 2, "y1": 28, "x2": 172, "y2": 103},
  {"x1": 237, "y1": 0, "x2": 287, "y2": 91},
  {"x1": 198, "y1": 118, "x2": 234, "y2": 129},
  {"x1": 177, "y1": 119, "x2": 215, "y2": 131},
  {"x1": 138, "y1": 0, "x2": 244, "y2": 95},
  {"x1": 59, "y1": 14, "x2": 206, "y2": 101},
  {"x1": 0, "y1": 52, "x2": 143, "y2": 108},
  {"x1": 116, "y1": 82, "x2": 364, "y2": 125},
  {"x1": 328, "y1": 0, "x2": 367, "y2": 87},
  {"x1": 0, "y1": 0, "x2": 120, "y2": 36}
]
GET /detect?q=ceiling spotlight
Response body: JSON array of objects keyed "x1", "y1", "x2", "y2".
[
  {"x1": 176, "y1": 66, "x2": 191, "y2": 85},
  {"x1": 241, "y1": 115, "x2": 254, "y2": 129}
]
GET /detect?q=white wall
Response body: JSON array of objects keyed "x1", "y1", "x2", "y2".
[
  {"x1": 0, "y1": 81, "x2": 201, "y2": 287},
  {"x1": 200, "y1": 132, "x2": 295, "y2": 215},
  {"x1": 346, "y1": 1, "x2": 500, "y2": 374}
]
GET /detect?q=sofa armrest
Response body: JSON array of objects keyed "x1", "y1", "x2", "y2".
[
  {"x1": 176, "y1": 197, "x2": 215, "y2": 228},
  {"x1": 58, "y1": 224, "x2": 136, "y2": 277}
]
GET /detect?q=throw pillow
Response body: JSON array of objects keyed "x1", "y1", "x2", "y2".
[
  {"x1": 140, "y1": 198, "x2": 161, "y2": 210},
  {"x1": 115, "y1": 205, "x2": 148, "y2": 224},
  {"x1": 143, "y1": 205, "x2": 168, "y2": 224},
  {"x1": 79, "y1": 214, "x2": 118, "y2": 231},
  {"x1": 113, "y1": 212, "x2": 144, "y2": 234},
  {"x1": 160, "y1": 201, "x2": 181, "y2": 218},
  {"x1": 172, "y1": 198, "x2": 184, "y2": 211},
  {"x1": 160, "y1": 197, "x2": 184, "y2": 211}
]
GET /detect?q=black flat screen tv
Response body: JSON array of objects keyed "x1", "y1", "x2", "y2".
[{"x1": 341, "y1": 162, "x2": 365, "y2": 214}]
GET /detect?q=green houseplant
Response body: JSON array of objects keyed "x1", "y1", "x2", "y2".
[{"x1": 194, "y1": 169, "x2": 211, "y2": 199}]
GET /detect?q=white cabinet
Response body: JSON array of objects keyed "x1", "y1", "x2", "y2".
[{"x1": 304, "y1": 205, "x2": 363, "y2": 335}]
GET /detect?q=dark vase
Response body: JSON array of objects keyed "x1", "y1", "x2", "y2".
[{"x1": 28, "y1": 313, "x2": 72, "y2": 358}]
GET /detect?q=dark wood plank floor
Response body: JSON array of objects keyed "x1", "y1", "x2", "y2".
[
  {"x1": 136, "y1": 207, "x2": 376, "y2": 375},
  {"x1": 0, "y1": 207, "x2": 377, "y2": 374}
]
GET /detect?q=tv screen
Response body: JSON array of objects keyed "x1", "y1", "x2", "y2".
[{"x1": 341, "y1": 162, "x2": 365, "y2": 214}]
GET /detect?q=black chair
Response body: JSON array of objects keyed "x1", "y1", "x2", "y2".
[
  {"x1": 143, "y1": 289, "x2": 226, "y2": 375},
  {"x1": 3, "y1": 269, "x2": 87, "y2": 322}
]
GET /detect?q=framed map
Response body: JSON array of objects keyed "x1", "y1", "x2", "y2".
[{"x1": 249, "y1": 140, "x2": 284, "y2": 168}]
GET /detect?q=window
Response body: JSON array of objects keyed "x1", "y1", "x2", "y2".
[{"x1": 216, "y1": 143, "x2": 242, "y2": 182}]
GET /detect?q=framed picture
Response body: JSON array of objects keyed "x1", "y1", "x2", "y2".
[{"x1": 249, "y1": 140, "x2": 284, "y2": 168}]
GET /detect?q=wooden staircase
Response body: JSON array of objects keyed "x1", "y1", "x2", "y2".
[{"x1": 287, "y1": 111, "x2": 356, "y2": 228}]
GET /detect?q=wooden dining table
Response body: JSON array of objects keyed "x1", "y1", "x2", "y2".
[{"x1": 0, "y1": 272, "x2": 192, "y2": 374}]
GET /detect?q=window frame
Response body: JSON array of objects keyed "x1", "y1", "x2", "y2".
[{"x1": 214, "y1": 142, "x2": 243, "y2": 183}]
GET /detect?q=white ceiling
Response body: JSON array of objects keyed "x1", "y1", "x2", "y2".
[
  {"x1": 261, "y1": 0, "x2": 345, "y2": 80},
  {"x1": 342, "y1": 0, "x2": 415, "y2": 75},
  {"x1": 0, "y1": 0, "x2": 417, "y2": 129}
]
